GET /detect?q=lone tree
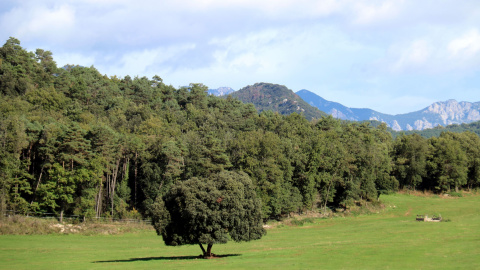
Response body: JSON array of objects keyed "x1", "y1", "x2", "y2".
[{"x1": 150, "y1": 171, "x2": 266, "y2": 258}]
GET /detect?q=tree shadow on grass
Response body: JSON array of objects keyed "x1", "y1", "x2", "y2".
[{"x1": 94, "y1": 254, "x2": 241, "y2": 263}]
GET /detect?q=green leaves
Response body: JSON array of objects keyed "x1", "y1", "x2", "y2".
[
  {"x1": 152, "y1": 171, "x2": 265, "y2": 248},
  {"x1": 426, "y1": 132, "x2": 468, "y2": 192}
]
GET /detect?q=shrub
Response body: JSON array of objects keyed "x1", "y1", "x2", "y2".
[
  {"x1": 290, "y1": 217, "x2": 315, "y2": 226},
  {"x1": 447, "y1": 191, "x2": 463, "y2": 197}
]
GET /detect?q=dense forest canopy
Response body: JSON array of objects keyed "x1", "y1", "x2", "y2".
[{"x1": 1, "y1": 37, "x2": 480, "y2": 221}]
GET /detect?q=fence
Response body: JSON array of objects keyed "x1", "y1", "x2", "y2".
[{"x1": 2, "y1": 210, "x2": 152, "y2": 225}]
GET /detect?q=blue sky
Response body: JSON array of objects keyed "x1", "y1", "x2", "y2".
[{"x1": 1, "y1": 0, "x2": 480, "y2": 115}]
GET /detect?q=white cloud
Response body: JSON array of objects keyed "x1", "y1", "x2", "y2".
[
  {"x1": 448, "y1": 29, "x2": 480, "y2": 58},
  {"x1": 54, "y1": 52, "x2": 95, "y2": 68},
  {"x1": 209, "y1": 29, "x2": 282, "y2": 71},
  {"x1": 96, "y1": 43, "x2": 197, "y2": 78},
  {"x1": 352, "y1": 0, "x2": 404, "y2": 25},
  {"x1": 1, "y1": 3, "x2": 75, "y2": 42},
  {"x1": 377, "y1": 29, "x2": 480, "y2": 75},
  {"x1": 390, "y1": 40, "x2": 433, "y2": 72},
  {"x1": 156, "y1": 24, "x2": 373, "y2": 91},
  {"x1": 184, "y1": 0, "x2": 342, "y2": 18}
]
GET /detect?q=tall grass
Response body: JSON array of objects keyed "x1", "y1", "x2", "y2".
[
  {"x1": 0, "y1": 215, "x2": 58, "y2": 235},
  {"x1": 0, "y1": 215, "x2": 152, "y2": 235}
]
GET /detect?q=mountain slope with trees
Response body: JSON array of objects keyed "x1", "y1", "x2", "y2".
[{"x1": 229, "y1": 83, "x2": 327, "y2": 120}]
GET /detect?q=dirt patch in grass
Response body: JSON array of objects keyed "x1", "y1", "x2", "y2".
[{"x1": 79, "y1": 222, "x2": 152, "y2": 235}]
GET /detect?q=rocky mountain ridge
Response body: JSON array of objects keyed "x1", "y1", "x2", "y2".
[{"x1": 297, "y1": 89, "x2": 480, "y2": 131}]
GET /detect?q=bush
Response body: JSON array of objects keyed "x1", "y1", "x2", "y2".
[
  {"x1": 290, "y1": 217, "x2": 315, "y2": 226},
  {"x1": 447, "y1": 191, "x2": 463, "y2": 197}
]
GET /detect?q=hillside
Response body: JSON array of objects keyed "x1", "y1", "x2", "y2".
[
  {"x1": 297, "y1": 89, "x2": 480, "y2": 131},
  {"x1": 229, "y1": 83, "x2": 327, "y2": 120}
]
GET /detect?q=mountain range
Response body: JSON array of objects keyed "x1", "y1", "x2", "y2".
[
  {"x1": 208, "y1": 87, "x2": 235, "y2": 96},
  {"x1": 297, "y1": 90, "x2": 480, "y2": 131},
  {"x1": 209, "y1": 85, "x2": 480, "y2": 131}
]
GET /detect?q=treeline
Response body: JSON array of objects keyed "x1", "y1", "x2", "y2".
[
  {"x1": 395, "y1": 121, "x2": 480, "y2": 138},
  {"x1": 1, "y1": 38, "x2": 480, "y2": 221}
]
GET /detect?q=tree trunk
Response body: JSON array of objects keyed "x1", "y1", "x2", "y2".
[
  {"x1": 111, "y1": 159, "x2": 120, "y2": 217},
  {"x1": 206, "y1": 243, "x2": 213, "y2": 257},
  {"x1": 60, "y1": 209, "x2": 64, "y2": 223},
  {"x1": 27, "y1": 143, "x2": 32, "y2": 172},
  {"x1": 95, "y1": 179, "x2": 103, "y2": 218},
  {"x1": 199, "y1": 243, "x2": 214, "y2": 258},
  {"x1": 199, "y1": 243, "x2": 206, "y2": 255},
  {"x1": 134, "y1": 151, "x2": 138, "y2": 206},
  {"x1": 323, "y1": 174, "x2": 335, "y2": 213},
  {"x1": 0, "y1": 187, "x2": 6, "y2": 219},
  {"x1": 34, "y1": 167, "x2": 44, "y2": 192}
]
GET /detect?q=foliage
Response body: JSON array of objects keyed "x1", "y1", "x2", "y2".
[
  {"x1": 392, "y1": 133, "x2": 428, "y2": 190},
  {"x1": 151, "y1": 171, "x2": 266, "y2": 257},
  {"x1": 289, "y1": 217, "x2": 315, "y2": 226}
]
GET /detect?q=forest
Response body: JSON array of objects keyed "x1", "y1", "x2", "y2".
[{"x1": 1, "y1": 37, "x2": 480, "y2": 222}]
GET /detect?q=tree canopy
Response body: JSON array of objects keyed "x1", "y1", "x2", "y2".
[{"x1": 151, "y1": 171, "x2": 266, "y2": 257}]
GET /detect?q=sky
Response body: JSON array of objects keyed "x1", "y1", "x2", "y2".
[{"x1": 1, "y1": 0, "x2": 480, "y2": 115}]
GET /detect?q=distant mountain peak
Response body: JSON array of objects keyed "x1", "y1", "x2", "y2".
[
  {"x1": 229, "y1": 83, "x2": 326, "y2": 120},
  {"x1": 208, "y1": 87, "x2": 235, "y2": 96},
  {"x1": 297, "y1": 90, "x2": 480, "y2": 131}
]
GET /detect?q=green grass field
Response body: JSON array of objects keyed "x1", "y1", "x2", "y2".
[{"x1": 1, "y1": 193, "x2": 479, "y2": 269}]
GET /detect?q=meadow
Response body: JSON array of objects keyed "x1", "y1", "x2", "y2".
[{"x1": 1, "y1": 192, "x2": 479, "y2": 269}]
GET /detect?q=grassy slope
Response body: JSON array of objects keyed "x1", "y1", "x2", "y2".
[{"x1": 1, "y1": 193, "x2": 479, "y2": 269}]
